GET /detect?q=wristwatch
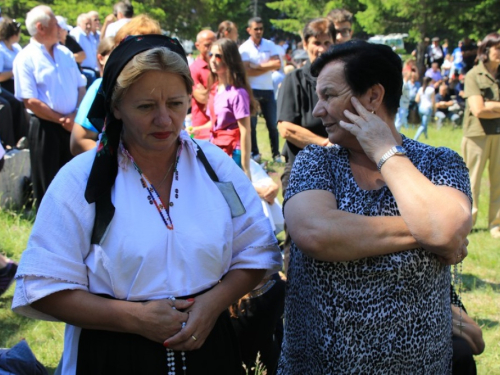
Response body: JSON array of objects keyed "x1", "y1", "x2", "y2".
[{"x1": 377, "y1": 145, "x2": 407, "y2": 171}]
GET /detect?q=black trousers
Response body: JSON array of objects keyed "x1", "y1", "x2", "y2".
[
  {"x1": 28, "y1": 116, "x2": 73, "y2": 207},
  {"x1": 0, "y1": 78, "x2": 15, "y2": 95},
  {"x1": 76, "y1": 310, "x2": 243, "y2": 375},
  {"x1": 0, "y1": 95, "x2": 15, "y2": 147},
  {"x1": 231, "y1": 273, "x2": 285, "y2": 375},
  {"x1": 452, "y1": 335, "x2": 477, "y2": 375},
  {"x1": 0, "y1": 89, "x2": 29, "y2": 146}
]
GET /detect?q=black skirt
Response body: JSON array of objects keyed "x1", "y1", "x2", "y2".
[{"x1": 76, "y1": 308, "x2": 243, "y2": 375}]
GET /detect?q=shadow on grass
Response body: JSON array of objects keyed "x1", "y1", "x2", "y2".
[
  {"x1": 462, "y1": 273, "x2": 500, "y2": 293},
  {"x1": 471, "y1": 227, "x2": 489, "y2": 234},
  {"x1": 476, "y1": 318, "x2": 499, "y2": 329}
]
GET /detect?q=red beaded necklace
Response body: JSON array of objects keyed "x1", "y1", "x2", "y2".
[{"x1": 122, "y1": 142, "x2": 182, "y2": 230}]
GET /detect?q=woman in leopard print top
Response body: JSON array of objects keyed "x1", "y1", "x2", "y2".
[{"x1": 278, "y1": 40, "x2": 472, "y2": 374}]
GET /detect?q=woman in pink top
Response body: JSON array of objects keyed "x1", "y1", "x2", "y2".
[{"x1": 189, "y1": 38, "x2": 254, "y2": 180}]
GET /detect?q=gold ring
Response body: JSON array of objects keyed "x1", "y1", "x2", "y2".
[{"x1": 191, "y1": 335, "x2": 197, "y2": 341}]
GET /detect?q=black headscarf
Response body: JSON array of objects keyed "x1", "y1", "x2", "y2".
[{"x1": 84, "y1": 34, "x2": 188, "y2": 244}]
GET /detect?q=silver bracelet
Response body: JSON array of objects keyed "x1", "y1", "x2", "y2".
[{"x1": 377, "y1": 145, "x2": 407, "y2": 171}]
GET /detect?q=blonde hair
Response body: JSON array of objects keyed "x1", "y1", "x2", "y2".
[
  {"x1": 114, "y1": 14, "x2": 161, "y2": 45},
  {"x1": 111, "y1": 47, "x2": 193, "y2": 108}
]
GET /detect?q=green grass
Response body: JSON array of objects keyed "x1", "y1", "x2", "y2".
[{"x1": 0, "y1": 118, "x2": 498, "y2": 373}]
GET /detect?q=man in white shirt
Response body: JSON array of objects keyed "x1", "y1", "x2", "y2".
[
  {"x1": 239, "y1": 17, "x2": 282, "y2": 162},
  {"x1": 70, "y1": 13, "x2": 98, "y2": 85},
  {"x1": 13, "y1": 5, "x2": 86, "y2": 207},
  {"x1": 88, "y1": 10, "x2": 101, "y2": 44},
  {"x1": 103, "y1": 1, "x2": 133, "y2": 39}
]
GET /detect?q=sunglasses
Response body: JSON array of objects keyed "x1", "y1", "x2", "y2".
[{"x1": 208, "y1": 52, "x2": 223, "y2": 59}]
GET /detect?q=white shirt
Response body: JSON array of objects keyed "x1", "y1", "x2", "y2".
[
  {"x1": 70, "y1": 26, "x2": 98, "y2": 70},
  {"x1": 239, "y1": 38, "x2": 280, "y2": 90},
  {"x1": 104, "y1": 18, "x2": 131, "y2": 38},
  {"x1": 0, "y1": 41, "x2": 21, "y2": 73},
  {"x1": 250, "y1": 160, "x2": 284, "y2": 234},
  {"x1": 12, "y1": 132, "x2": 282, "y2": 374},
  {"x1": 13, "y1": 39, "x2": 86, "y2": 115},
  {"x1": 418, "y1": 86, "x2": 435, "y2": 111}
]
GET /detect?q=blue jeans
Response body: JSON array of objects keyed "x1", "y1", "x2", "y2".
[
  {"x1": 82, "y1": 68, "x2": 97, "y2": 89},
  {"x1": 415, "y1": 107, "x2": 432, "y2": 140},
  {"x1": 251, "y1": 89, "x2": 279, "y2": 157},
  {"x1": 395, "y1": 107, "x2": 409, "y2": 131},
  {"x1": 436, "y1": 111, "x2": 460, "y2": 128}
]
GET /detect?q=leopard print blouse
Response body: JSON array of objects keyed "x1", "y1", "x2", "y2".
[{"x1": 278, "y1": 136, "x2": 472, "y2": 375}]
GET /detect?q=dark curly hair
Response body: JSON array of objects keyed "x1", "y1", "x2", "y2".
[
  {"x1": 311, "y1": 40, "x2": 403, "y2": 115},
  {"x1": 0, "y1": 17, "x2": 21, "y2": 41}
]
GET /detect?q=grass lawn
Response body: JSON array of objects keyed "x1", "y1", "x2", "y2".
[{"x1": 0, "y1": 118, "x2": 499, "y2": 373}]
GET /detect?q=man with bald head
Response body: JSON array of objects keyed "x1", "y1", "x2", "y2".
[{"x1": 189, "y1": 29, "x2": 216, "y2": 139}]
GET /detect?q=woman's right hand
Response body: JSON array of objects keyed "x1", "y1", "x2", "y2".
[
  {"x1": 341, "y1": 97, "x2": 400, "y2": 164},
  {"x1": 132, "y1": 298, "x2": 194, "y2": 343}
]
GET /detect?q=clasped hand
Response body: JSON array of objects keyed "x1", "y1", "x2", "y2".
[
  {"x1": 136, "y1": 298, "x2": 193, "y2": 344},
  {"x1": 136, "y1": 293, "x2": 220, "y2": 351}
]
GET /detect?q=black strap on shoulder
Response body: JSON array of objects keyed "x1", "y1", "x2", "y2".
[
  {"x1": 192, "y1": 139, "x2": 219, "y2": 182},
  {"x1": 91, "y1": 191, "x2": 115, "y2": 245}
]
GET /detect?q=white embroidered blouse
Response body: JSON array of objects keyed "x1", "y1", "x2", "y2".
[{"x1": 12, "y1": 131, "x2": 282, "y2": 374}]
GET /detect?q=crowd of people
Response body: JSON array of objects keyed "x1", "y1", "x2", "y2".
[{"x1": 0, "y1": 2, "x2": 497, "y2": 374}]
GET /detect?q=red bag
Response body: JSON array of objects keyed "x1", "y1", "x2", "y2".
[
  {"x1": 211, "y1": 128, "x2": 240, "y2": 156},
  {"x1": 208, "y1": 84, "x2": 240, "y2": 156}
]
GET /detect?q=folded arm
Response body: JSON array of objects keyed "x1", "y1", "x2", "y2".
[
  {"x1": 468, "y1": 95, "x2": 500, "y2": 118},
  {"x1": 380, "y1": 157, "x2": 471, "y2": 263},
  {"x1": 243, "y1": 57, "x2": 281, "y2": 77},
  {"x1": 278, "y1": 121, "x2": 330, "y2": 149},
  {"x1": 340, "y1": 97, "x2": 472, "y2": 264},
  {"x1": 285, "y1": 189, "x2": 420, "y2": 262},
  {"x1": 23, "y1": 98, "x2": 64, "y2": 123}
]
